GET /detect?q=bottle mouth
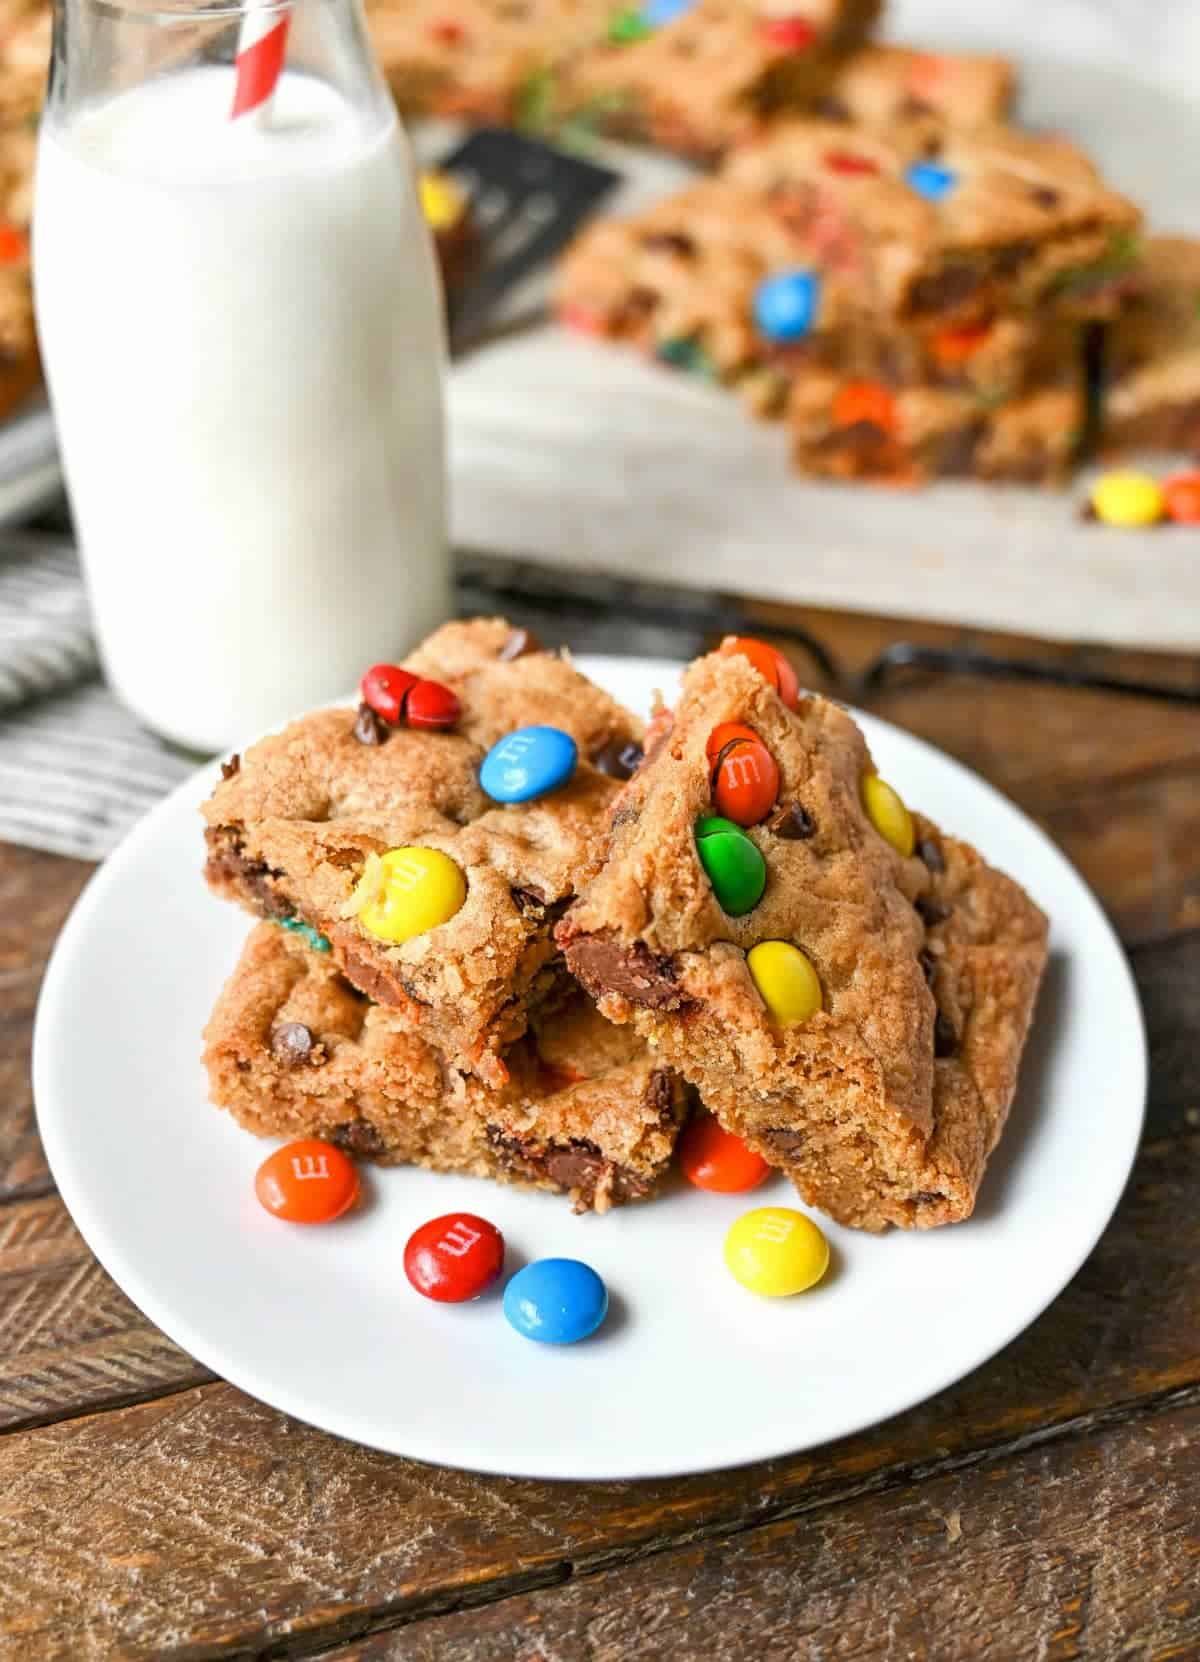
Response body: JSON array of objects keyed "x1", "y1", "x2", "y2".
[{"x1": 83, "y1": 0, "x2": 291, "y2": 23}]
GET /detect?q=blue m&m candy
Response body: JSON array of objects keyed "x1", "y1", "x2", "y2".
[
  {"x1": 753, "y1": 269, "x2": 821, "y2": 343},
  {"x1": 503, "y1": 1258, "x2": 608, "y2": 1345},
  {"x1": 905, "y1": 161, "x2": 957, "y2": 201},
  {"x1": 641, "y1": 0, "x2": 694, "y2": 23},
  {"x1": 480, "y1": 725, "x2": 578, "y2": 804}
]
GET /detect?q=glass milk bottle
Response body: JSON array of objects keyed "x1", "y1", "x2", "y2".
[{"x1": 34, "y1": 0, "x2": 449, "y2": 752}]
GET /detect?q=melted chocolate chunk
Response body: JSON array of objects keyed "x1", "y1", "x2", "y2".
[
  {"x1": 204, "y1": 826, "x2": 291, "y2": 919},
  {"x1": 934, "y1": 1010, "x2": 959, "y2": 1057},
  {"x1": 914, "y1": 1189, "x2": 946, "y2": 1206},
  {"x1": 916, "y1": 837, "x2": 945, "y2": 873},
  {"x1": 918, "y1": 948, "x2": 937, "y2": 986},
  {"x1": 768, "y1": 801, "x2": 815, "y2": 840},
  {"x1": 561, "y1": 934, "x2": 685, "y2": 1010},
  {"x1": 330, "y1": 1118, "x2": 386, "y2": 1157},
  {"x1": 910, "y1": 263, "x2": 981, "y2": 315},
  {"x1": 220, "y1": 754, "x2": 241, "y2": 781},
  {"x1": 591, "y1": 738, "x2": 645, "y2": 780},
  {"x1": 642, "y1": 1068, "x2": 675, "y2": 1121},
  {"x1": 353, "y1": 702, "x2": 387, "y2": 745},
  {"x1": 511, "y1": 885, "x2": 548, "y2": 916},
  {"x1": 916, "y1": 896, "x2": 952, "y2": 927},
  {"x1": 270, "y1": 1022, "x2": 316, "y2": 1065},
  {"x1": 640, "y1": 230, "x2": 696, "y2": 257},
  {"x1": 1032, "y1": 186, "x2": 1061, "y2": 210},
  {"x1": 764, "y1": 1128, "x2": 805, "y2": 1157},
  {"x1": 484, "y1": 1127, "x2": 651, "y2": 1209},
  {"x1": 498, "y1": 626, "x2": 542, "y2": 661}
]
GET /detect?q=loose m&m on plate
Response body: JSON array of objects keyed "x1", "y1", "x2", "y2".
[
  {"x1": 503, "y1": 1257, "x2": 609, "y2": 1344},
  {"x1": 725, "y1": 1206, "x2": 830, "y2": 1296},
  {"x1": 404, "y1": 1212, "x2": 504, "y2": 1302},
  {"x1": 255, "y1": 1139, "x2": 360, "y2": 1224},
  {"x1": 346, "y1": 846, "x2": 466, "y2": 943},
  {"x1": 481, "y1": 725, "x2": 578, "y2": 803}
]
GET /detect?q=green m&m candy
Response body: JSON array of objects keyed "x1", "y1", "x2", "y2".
[{"x1": 695, "y1": 816, "x2": 766, "y2": 916}]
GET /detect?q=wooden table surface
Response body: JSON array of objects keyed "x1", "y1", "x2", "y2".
[{"x1": 3, "y1": 599, "x2": 1199, "y2": 1661}]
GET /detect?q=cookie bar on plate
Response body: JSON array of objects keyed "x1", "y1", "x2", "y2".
[
  {"x1": 722, "y1": 119, "x2": 1140, "y2": 325},
  {"x1": 554, "y1": 0, "x2": 881, "y2": 163},
  {"x1": 811, "y1": 44, "x2": 1015, "y2": 130},
  {"x1": 203, "y1": 619, "x2": 643, "y2": 1087},
  {"x1": 205, "y1": 924, "x2": 687, "y2": 1213},
  {"x1": 1102, "y1": 236, "x2": 1200, "y2": 457},
  {"x1": 558, "y1": 641, "x2": 1048, "y2": 1230}
]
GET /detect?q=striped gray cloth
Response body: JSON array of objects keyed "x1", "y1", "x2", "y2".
[{"x1": 0, "y1": 535, "x2": 192, "y2": 861}]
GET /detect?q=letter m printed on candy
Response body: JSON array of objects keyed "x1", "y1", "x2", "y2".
[
  {"x1": 756, "y1": 1213, "x2": 796, "y2": 1246},
  {"x1": 439, "y1": 1220, "x2": 482, "y2": 1257},
  {"x1": 291, "y1": 1151, "x2": 331, "y2": 1182}
]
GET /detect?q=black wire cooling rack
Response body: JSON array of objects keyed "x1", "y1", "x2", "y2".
[{"x1": 458, "y1": 554, "x2": 1200, "y2": 708}]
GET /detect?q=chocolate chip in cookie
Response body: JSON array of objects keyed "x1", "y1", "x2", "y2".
[
  {"x1": 353, "y1": 702, "x2": 387, "y2": 745},
  {"x1": 271, "y1": 1022, "x2": 317, "y2": 1065},
  {"x1": 934, "y1": 1011, "x2": 959, "y2": 1057},
  {"x1": 592, "y1": 738, "x2": 645, "y2": 780},
  {"x1": 498, "y1": 626, "x2": 542, "y2": 661},
  {"x1": 916, "y1": 896, "x2": 953, "y2": 927},
  {"x1": 916, "y1": 836, "x2": 945, "y2": 873},
  {"x1": 768, "y1": 801, "x2": 816, "y2": 840}
]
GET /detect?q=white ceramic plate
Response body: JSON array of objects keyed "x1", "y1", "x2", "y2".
[{"x1": 33, "y1": 656, "x2": 1146, "y2": 1480}]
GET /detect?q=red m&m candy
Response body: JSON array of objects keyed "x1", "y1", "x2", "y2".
[
  {"x1": 721, "y1": 636, "x2": 801, "y2": 712},
  {"x1": 708, "y1": 723, "x2": 779, "y2": 827},
  {"x1": 361, "y1": 663, "x2": 417, "y2": 725},
  {"x1": 824, "y1": 150, "x2": 879, "y2": 177},
  {"x1": 759, "y1": 14, "x2": 816, "y2": 49},
  {"x1": 680, "y1": 1114, "x2": 771, "y2": 1193},
  {"x1": 406, "y1": 678, "x2": 461, "y2": 730},
  {"x1": 404, "y1": 1212, "x2": 505, "y2": 1303},
  {"x1": 255, "y1": 1139, "x2": 360, "y2": 1224}
]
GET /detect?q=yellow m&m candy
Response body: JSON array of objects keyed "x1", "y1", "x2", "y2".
[
  {"x1": 348, "y1": 847, "x2": 466, "y2": 944},
  {"x1": 724, "y1": 1207, "x2": 830, "y2": 1297},
  {"x1": 862, "y1": 773, "x2": 914, "y2": 857},
  {"x1": 1090, "y1": 470, "x2": 1164, "y2": 529},
  {"x1": 747, "y1": 940, "x2": 822, "y2": 1025},
  {"x1": 419, "y1": 169, "x2": 467, "y2": 233}
]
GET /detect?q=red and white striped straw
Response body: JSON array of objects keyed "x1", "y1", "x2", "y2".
[{"x1": 230, "y1": 3, "x2": 292, "y2": 121}]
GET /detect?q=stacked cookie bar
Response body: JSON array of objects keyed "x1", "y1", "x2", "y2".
[
  {"x1": 202, "y1": 619, "x2": 1048, "y2": 1232},
  {"x1": 558, "y1": 641, "x2": 1049, "y2": 1229},
  {"x1": 558, "y1": 117, "x2": 1141, "y2": 482},
  {"x1": 202, "y1": 619, "x2": 689, "y2": 1213}
]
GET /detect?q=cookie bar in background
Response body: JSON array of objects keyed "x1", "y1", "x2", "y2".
[
  {"x1": 202, "y1": 620, "x2": 643, "y2": 1087},
  {"x1": 553, "y1": 0, "x2": 882, "y2": 162},
  {"x1": 811, "y1": 44, "x2": 1015, "y2": 130},
  {"x1": 722, "y1": 119, "x2": 1141, "y2": 325},
  {"x1": 787, "y1": 375, "x2": 1083, "y2": 483},
  {"x1": 366, "y1": 0, "x2": 610, "y2": 125},
  {"x1": 556, "y1": 176, "x2": 1076, "y2": 409},
  {"x1": 558, "y1": 642, "x2": 1047, "y2": 1230},
  {"x1": 205, "y1": 925, "x2": 688, "y2": 1214},
  {"x1": 1101, "y1": 236, "x2": 1200, "y2": 458}
]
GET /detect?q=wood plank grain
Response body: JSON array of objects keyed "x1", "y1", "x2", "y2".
[
  {"x1": 335, "y1": 1398, "x2": 1200, "y2": 1662},
  {"x1": 0, "y1": 1125, "x2": 1197, "y2": 1660},
  {"x1": 0, "y1": 844, "x2": 91, "y2": 1204},
  {"x1": 0, "y1": 1195, "x2": 211, "y2": 1432}
]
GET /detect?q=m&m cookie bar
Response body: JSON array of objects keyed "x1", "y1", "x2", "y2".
[
  {"x1": 722, "y1": 119, "x2": 1141, "y2": 326},
  {"x1": 1102, "y1": 236, "x2": 1200, "y2": 458},
  {"x1": 553, "y1": 0, "x2": 881, "y2": 163},
  {"x1": 557, "y1": 176, "x2": 1073, "y2": 412},
  {"x1": 557, "y1": 641, "x2": 1048, "y2": 1231},
  {"x1": 203, "y1": 619, "x2": 643, "y2": 1087},
  {"x1": 812, "y1": 44, "x2": 1015, "y2": 130},
  {"x1": 787, "y1": 375, "x2": 1083, "y2": 484},
  {"x1": 205, "y1": 924, "x2": 687, "y2": 1214}
]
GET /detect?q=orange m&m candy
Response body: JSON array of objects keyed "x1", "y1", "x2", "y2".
[
  {"x1": 709, "y1": 726, "x2": 780, "y2": 827},
  {"x1": 721, "y1": 636, "x2": 801, "y2": 711},
  {"x1": 255, "y1": 1139, "x2": 360, "y2": 1224},
  {"x1": 680, "y1": 1114, "x2": 771, "y2": 1193},
  {"x1": 831, "y1": 380, "x2": 897, "y2": 434},
  {"x1": 1163, "y1": 473, "x2": 1200, "y2": 524},
  {"x1": 932, "y1": 320, "x2": 992, "y2": 367}
]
